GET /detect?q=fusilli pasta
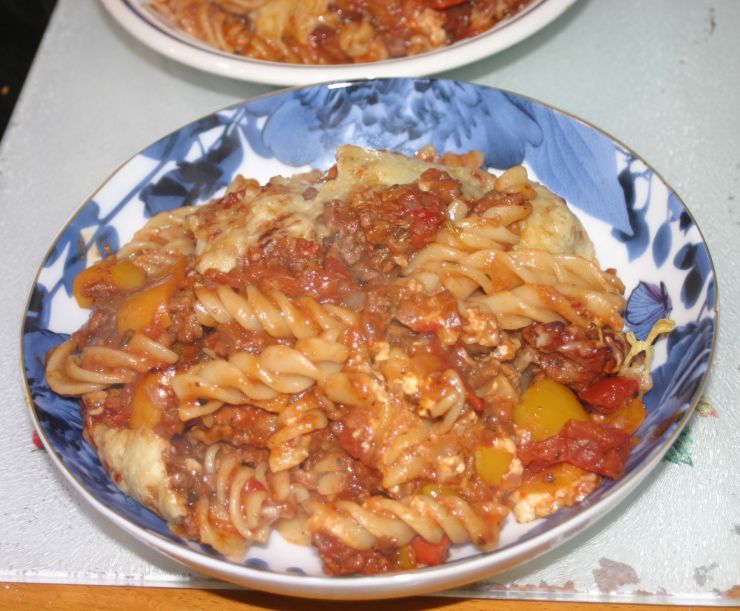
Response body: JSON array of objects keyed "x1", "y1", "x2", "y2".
[{"x1": 46, "y1": 145, "x2": 669, "y2": 575}]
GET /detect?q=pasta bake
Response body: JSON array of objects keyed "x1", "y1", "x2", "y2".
[
  {"x1": 150, "y1": 0, "x2": 534, "y2": 64},
  {"x1": 46, "y1": 146, "x2": 667, "y2": 574}
]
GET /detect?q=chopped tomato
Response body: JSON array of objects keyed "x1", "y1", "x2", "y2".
[
  {"x1": 408, "y1": 208, "x2": 446, "y2": 249},
  {"x1": 407, "y1": 321, "x2": 442, "y2": 333},
  {"x1": 600, "y1": 397, "x2": 647, "y2": 434},
  {"x1": 518, "y1": 419, "x2": 632, "y2": 479},
  {"x1": 324, "y1": 255, "x2": 353, "y2": 282},
  {"x1": 578, "y1": 376, "x2": 640, "y2": 415},
  {"x1": 32, "y1": 430, "x2": 44, "y2": 450},
  {"x1": 334, "y1": 421, "x2": 367, "y2": 463},
  {"x1": 410, "y1": 535, "x2": 451, "y2": 567},
  {"x1": 246, "y1": 477, "x2": 267, "y2": 492}
]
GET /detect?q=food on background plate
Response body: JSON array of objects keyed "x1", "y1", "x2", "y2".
[
  {"x1": 150, "y1": 0, "x2": 535, "y2": 65},
  {"x1": 46, "y1": 145, "x2": 670, "y2": 574}
]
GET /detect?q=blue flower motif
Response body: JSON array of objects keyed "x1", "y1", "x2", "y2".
[
  {"x1": 643, "y1": 318, "x2": 714, "y2": 420},
  {"x1": 41, "y1": 201, "x2": 117, "y2": 304},
  {"x1": 611, "y1": 163, "x2": 651, "y2": 260},
  {"x1": 140, "y1": 113, "x2": 226, "y2": 163},
  {"x1": 140, "y1": 117, "x2": 244, "y2": 214},
  {"x1": 667, "y1": 192, "x2": 695, "y2": 234},
  {"x1": 625, "y1": 281, "x2": 672, "y2": 340},
  {"x1": 652, "y1": 221, "x2": 672, "y2": 267},
  {"x1": 509, "y1": 96, "x2": 631, "y2": 234},
  {"x1": 673, "y1": 242, "x2": 713, "y2": 310},
  {"x1": 242, "y1": 79, "x2": 634, "y2": 234},
  {"x1": 246, "y1": 80, "x2": 542, "y2": 169},
  {"x1": 245, "y1": 558, "x2": 269, "y2": 571},
  {"x1": 23, "y1": 330, "x2": 68, "y2": 404},
  {"x1": 24, "y1": 284, "x2": 50, "y2": 334}
]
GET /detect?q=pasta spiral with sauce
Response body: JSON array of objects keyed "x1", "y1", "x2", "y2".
[{"x1": 45, "y1": 145, "x2": 670, "y2": 575}]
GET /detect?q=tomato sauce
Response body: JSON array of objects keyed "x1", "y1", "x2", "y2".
[{"x1": 518, "y1": 419, "x2": 632, "y2": 479}]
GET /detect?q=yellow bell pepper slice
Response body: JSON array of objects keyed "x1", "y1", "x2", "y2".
[
  {"x1": 130, "y1": 372, "x2": 162, "y2": 430},
  {"x1": 475, "y1": 446, "x2": 514, "y2": 486},
  {"x1": 116, "y1": 259, "x2": 184, "y2": 335},
  {"x1": 73, "y1": 258, "x2": 146, "y2": 308},
  {"x1": 518, "y1": 463, "x2": 590, "y2": 495},
  {"x1": 420, "y1": 483, "x2": 457, "y2": 499},
  {"x1": 514, "y1": 378, "x2": 589, "y2": 441}
]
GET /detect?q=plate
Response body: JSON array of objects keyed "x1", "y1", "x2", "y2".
[
  {"x1": 21, "y1": 78, "x2": 716, "y2": 599},
  {"x1": 100, "y1": 0, "x2": 576, "y2": 86}
]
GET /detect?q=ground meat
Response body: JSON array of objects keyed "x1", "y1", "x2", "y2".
[
  {"x1": 83, "y1": 386, "x2": 132, "y2": 430},
  {"x1": 201, "y1": 322, "x2": 284, "y2": 359},
  {"x1": 393, "y1": 287, "x2": 462, "y2": 345},
  {"x1": 166, "y1": 439, "x2": 270, "y2": 515},
  {"x1": 187, "y1": 404, "x2": 278, "y2": 447},
  {"x1": 332, "y1": 418, "x2": 374, "y2": 467},
  {"x1": 205, "y1": 237, "x2": 360, "y2": 305},
  {"x1": 313, "y1": 532, "x2": 399, "y2": 575},
  {"x1": 443, "y1": 1, "x2": 473, "y2": 40},
  {"x1": 469, "y1": 189, "x2": 530, "y2": 216},
  {"x1": 522, "y1": 322, "x2": 628, "y2": 392},
  {"x1": 72, "y1": 299, "x2": 122, "y2": 348},
  {"x1": 297, "y1": 429, "x2": 385, "y2": 500},
  {"x1": 168, "y1": 287, "x2": 203, "y2": 344},
  {"x1": 319, "y1": 180, "x2": 447, "y2": 280}
]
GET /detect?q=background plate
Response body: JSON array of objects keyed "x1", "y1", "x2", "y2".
[{"x1": 100, "y1": 0, "x2": 577, "y2": 85}]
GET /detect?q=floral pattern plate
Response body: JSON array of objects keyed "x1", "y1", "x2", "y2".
[
  {"x1": 21, "y1": 79, "x2": 716, "y2": 599},
  {"x1": 100, "y1": 0, "x2": 576, "y2": 86}
]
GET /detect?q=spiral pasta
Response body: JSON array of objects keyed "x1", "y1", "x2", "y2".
[
  {"x1": 404, "y1": 167, "x2": 625, "y2": 329},
  {"x1": 192, "y1": 443, "x2": 305, "y2": 558},
  {"x1": 116, "y1": 207, "x2": 197, "y2": 275},
  {"x1": 172, "y1": 333, "x2": 350, "y2": 420},
  {"x1": 266, "y1": 391, "x2": 330, "y2": 472},
  {"x1": 46, "y1": 145, "x2": 665, "y2": 575},
  {"x1": 307, "y1": 493, "x2": 507, "y2": 552},
  {"x1": 194, "y1": 284, "x2": 357, "y2": 338},
  {"x1": 47, "y1": 332, "x2": 179, "y2": 396}
]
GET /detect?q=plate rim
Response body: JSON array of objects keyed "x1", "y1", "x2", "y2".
[{"x1": 19, "y1": 77, "x2": 719, "y2": 599}]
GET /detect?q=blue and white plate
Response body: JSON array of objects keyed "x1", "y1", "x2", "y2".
[{"x1": 21, "y1": 79, "x2": 716, "y2": 599}]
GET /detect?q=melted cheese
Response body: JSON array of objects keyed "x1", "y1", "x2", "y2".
[
  {"x1": 190, "y1": 145, "x2": 499, "y2": 275},
  {"x1": 515, "y1": 184, "x2": 597, "y2": 262},
  {"x1": 189, "y1": 174, "x2": 324, "y2": 274},
  {"x1": 90, "y1": 424, "x2": 185, "y2": 522},
  {"x1": 329, "y1": 145, "x2": 497, "y2": 200},
  {"x1": 189, "y1": 145, "x2": 595, "y2": 276}
]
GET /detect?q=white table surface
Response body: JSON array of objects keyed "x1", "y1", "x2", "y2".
[{"x1": 1, "y1": 0, "x2": 738, "y2": 604}]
